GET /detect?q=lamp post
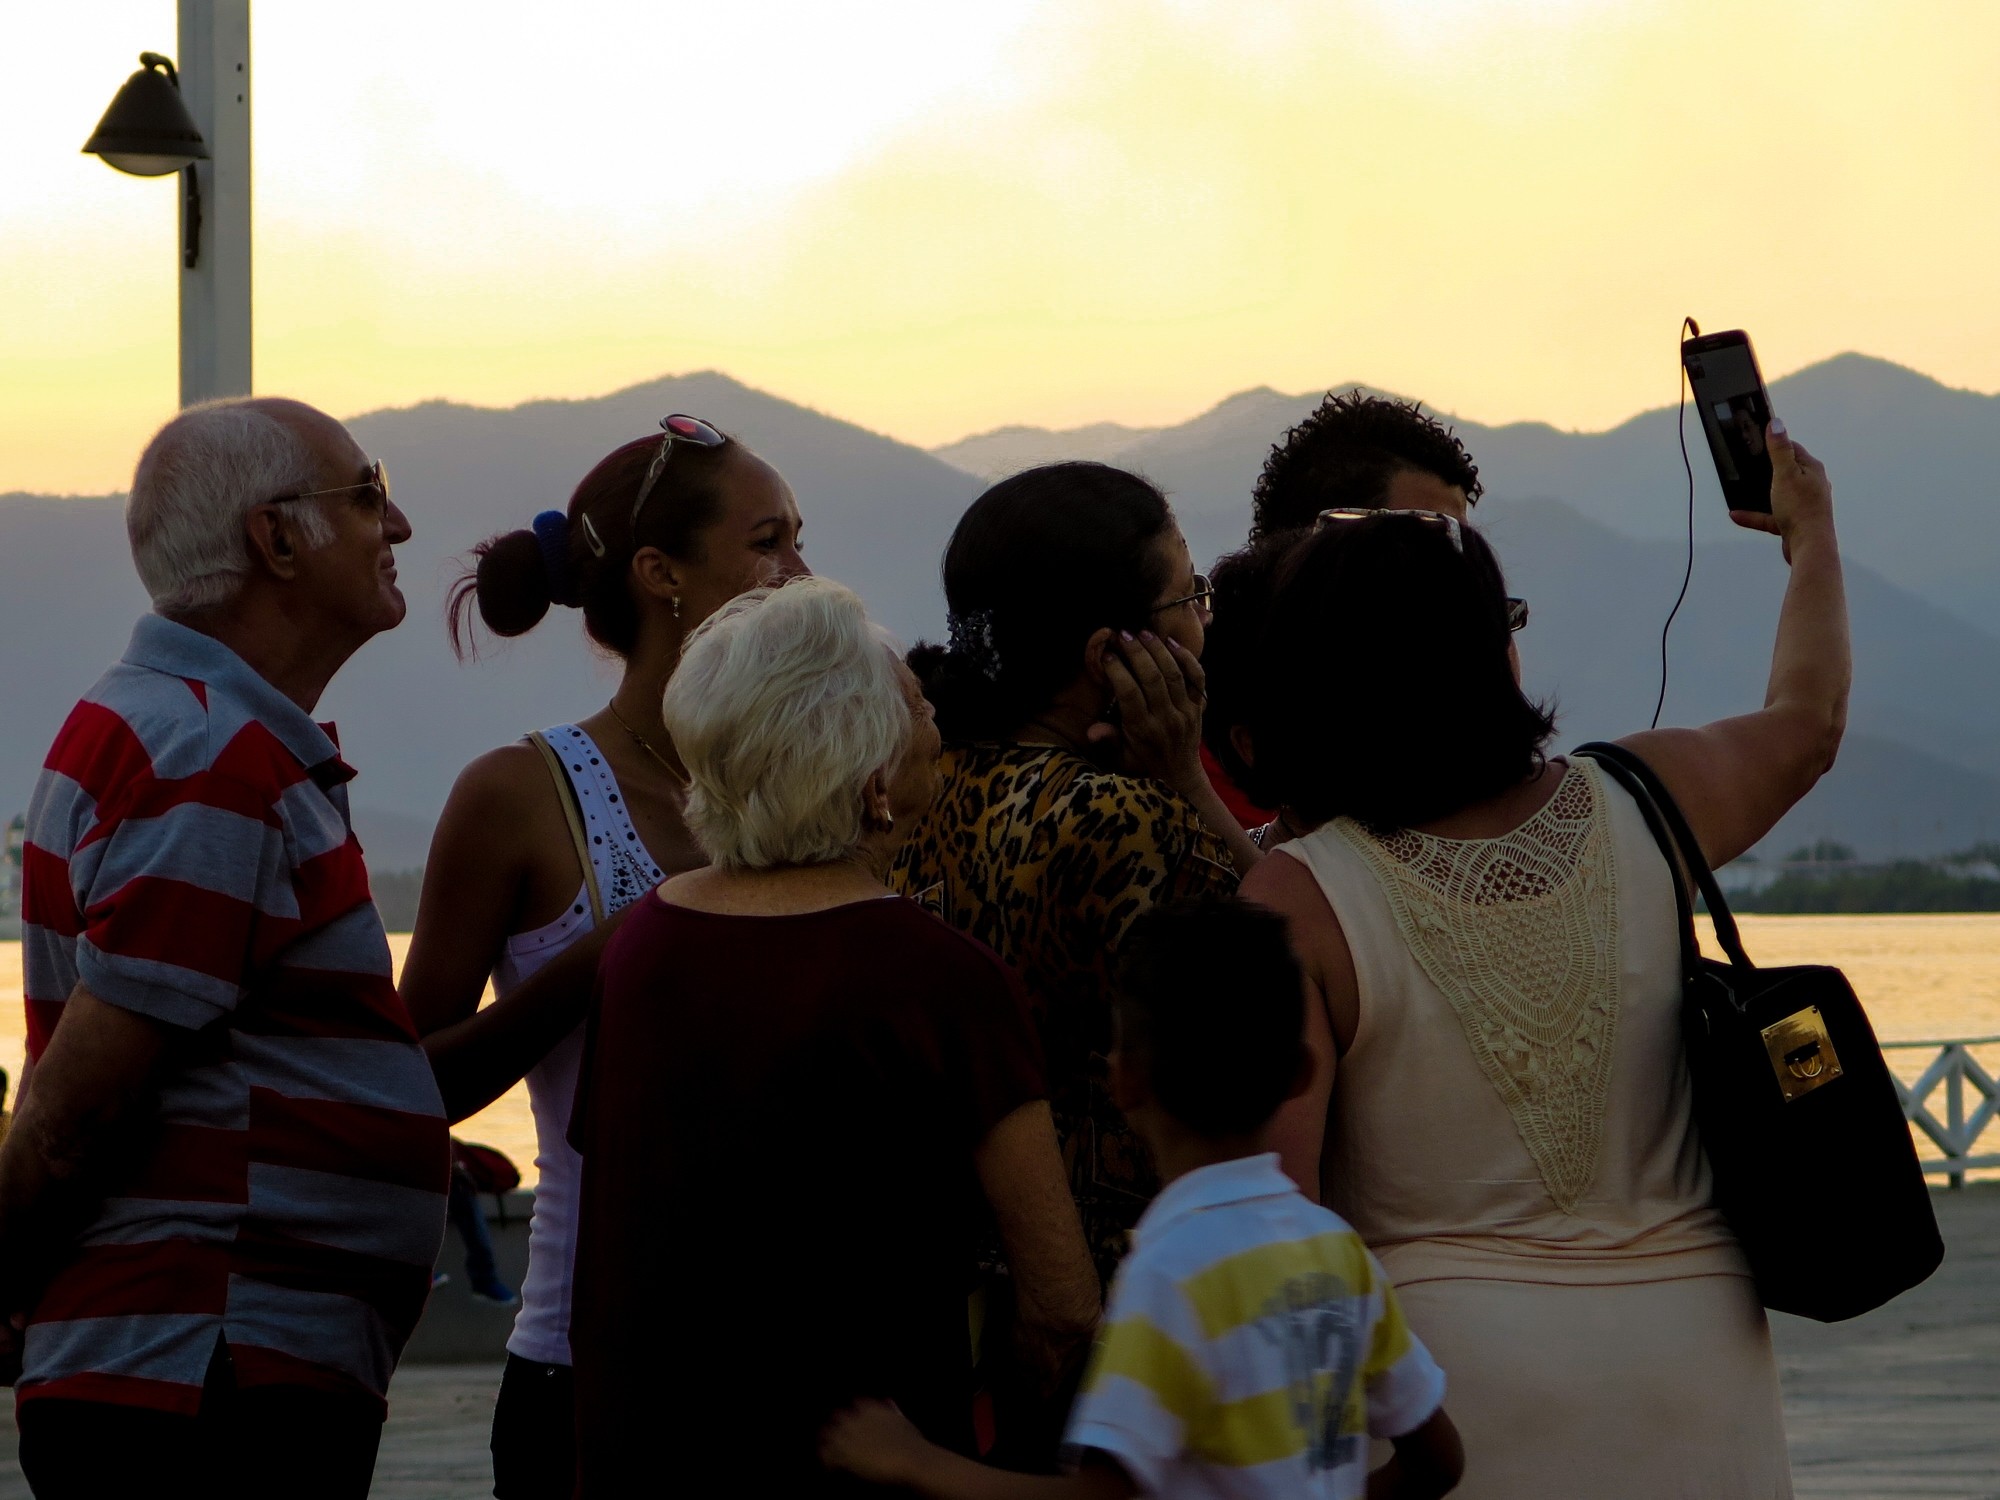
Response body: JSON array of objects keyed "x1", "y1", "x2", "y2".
[{"x1": 82, "y1": 1, "x2": 252, "y2": 409}]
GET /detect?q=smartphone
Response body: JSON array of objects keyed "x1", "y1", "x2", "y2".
[{"x1": 1681, "y1": 329, "x2": 1775, "y2": 514}]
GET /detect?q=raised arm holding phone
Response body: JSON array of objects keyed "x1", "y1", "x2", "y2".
[{"x1": 1615, "y1": 416, "x2": 1848, "y2": 866}]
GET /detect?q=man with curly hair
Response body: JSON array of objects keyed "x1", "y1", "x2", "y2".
[
  {"x1": 1251, "y1": 390, "x2": 1483, "y2": 539},
  {"x1": 1200, "y1": 393, "x2": 1488, "y2": 835}
]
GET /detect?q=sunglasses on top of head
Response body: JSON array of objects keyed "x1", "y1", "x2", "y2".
[
  {"x1": 1315, "y1": 507, "x2": 1528, "y2": 631},
  {"x1": 631, "y1": 414, "x2": 727, "y2": 531},
  {"x1": 581, "y1": 414, "x2": 727, "y2": 559},
  {"x1": 1315, "y1": 505, "x2": 1463, "y2": 551}
]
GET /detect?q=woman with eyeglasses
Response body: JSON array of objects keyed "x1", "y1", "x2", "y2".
[
  {"x1": 1240, "y1": 425, "x2": 1845, "y2": 1498},
  {"x1": 898, "y1": 463, "x2": 1259, "y2": 1312},
  {"x1": 403, "y1": 415, "x2": 806, "y2": 1500}
]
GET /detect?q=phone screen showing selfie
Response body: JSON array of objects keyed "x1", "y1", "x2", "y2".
[{"x1": 1684, "y1": 337, "x2": 1774, "y2": 513}]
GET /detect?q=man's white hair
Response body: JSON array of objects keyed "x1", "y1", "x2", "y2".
[
  {"x1": 127, "y1": 398, "x2": 335, "y2": 615},
  {"x1": 665, "y1": 577, "x2": 912, "y2": 870}
]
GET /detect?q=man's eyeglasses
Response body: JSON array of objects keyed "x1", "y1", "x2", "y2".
[
  {"x1": 631, "y1": 413, "x2": 726, "y2": 531},
  {"x1": 272, "y1": 460, "x2": 391, "y2": 510},
  {"x1": 1315, "y1": 505, "x2": 1462, "y2": 552},
  {"x1": 1155, "y1": 574, "x2": 1215, "y2": 616},
  {"x1": 1315, "y1": 506, "x2": 1527, "y2": 631}
]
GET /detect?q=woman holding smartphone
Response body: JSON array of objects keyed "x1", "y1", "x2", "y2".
[{"x1": 1244, "y1": 421, "x2": 1844, "y2": 1497}]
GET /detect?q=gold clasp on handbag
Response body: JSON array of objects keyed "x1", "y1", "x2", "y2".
[{"x1": 1761, "y1": 1007, "x2": 1844, "y2": 1103}]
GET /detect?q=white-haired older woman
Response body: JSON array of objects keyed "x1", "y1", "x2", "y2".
[{"x1": 567, "y1": 577, "x2": 1098, "y2": 1499}]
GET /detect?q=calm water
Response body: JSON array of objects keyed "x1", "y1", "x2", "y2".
[{"x1": 3, "y1": 914, "x2": 1996, "y2": 1188}]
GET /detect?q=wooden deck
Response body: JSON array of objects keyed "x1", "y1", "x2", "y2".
[{"x1": 1, "y1": 1185, "x2": 1996, "y2": 1497}]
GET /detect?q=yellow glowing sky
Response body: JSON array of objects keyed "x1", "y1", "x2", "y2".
[{"x1": 7, "y1": 0, "x2": 2000, "y2": 494}]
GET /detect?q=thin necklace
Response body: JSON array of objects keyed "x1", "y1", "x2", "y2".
[{"x1": 607, "y1": 699, "x2": 691, "y2": 791}]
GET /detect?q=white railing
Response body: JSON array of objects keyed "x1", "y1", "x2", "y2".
[{"x1": 1883, "y1": 1036, "x2": 2000, "y2": 1189}]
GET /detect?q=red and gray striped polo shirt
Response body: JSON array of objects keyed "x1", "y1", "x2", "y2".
[{"x1": 18, "y1": 614, "x2": 449, "y2": 1416}]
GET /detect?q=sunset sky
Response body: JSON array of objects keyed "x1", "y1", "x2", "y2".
[{"x1": 7, "y1": 0, "x2": 2000, "y2": 494}]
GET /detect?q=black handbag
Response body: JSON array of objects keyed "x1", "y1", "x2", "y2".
[{"x1": 1574, "y1": 741, "x2": 1943, "y2": 1322}]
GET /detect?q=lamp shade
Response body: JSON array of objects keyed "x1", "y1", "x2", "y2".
[{"x1": 83, "y1": 53, "x2": 208, "y2": 177}]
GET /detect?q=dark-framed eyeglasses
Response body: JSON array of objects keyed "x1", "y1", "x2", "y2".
[
  {"x1": 631, "y1": 413, "x2": 726, "y2": 532},
  {"x1": 271, "y1": 459, "x2": 390, "y2": 511},
  {"x1": 1315, "y1": 505, "x2": 1463, "y2": 552},
  {"x1": 1155, "y1": 573, "x2": 1215, "y2": 616},
  {"x1": 1506, "y1": 596, "x2": 1530, "y2": 632}
]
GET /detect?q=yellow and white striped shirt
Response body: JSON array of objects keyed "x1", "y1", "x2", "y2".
[{"x1": 1065, "y1": 1154, "x2": 1444, "y2": 1498}]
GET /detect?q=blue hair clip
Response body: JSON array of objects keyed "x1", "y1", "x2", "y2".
[{"x1": 531, "y1": 511, "x2": 574, "y2": 605}]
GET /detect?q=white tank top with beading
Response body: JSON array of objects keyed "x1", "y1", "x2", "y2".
[{"x1": 490, "y1": 723, "x2": 665, "y2": 1366}]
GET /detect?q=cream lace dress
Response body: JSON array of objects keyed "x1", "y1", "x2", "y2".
[{"x1": 1281, "y1": 760, "x2": 1792, "y2": 1499}]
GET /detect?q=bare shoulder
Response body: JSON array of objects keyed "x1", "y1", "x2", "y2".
[
  {"x1": 1605, "y1": 716, "x2": 1831, "y2": 870},
  {"x1": 448, "y1": 741, "x2": 557, "y2": 812},
  {"x1": 1606, "y1": 726, "x2": 1709, "y2": 787},
  {"x1": 1239, "y1": 846, "x2": 1352, "y2": 968},
  {"x1": 432, "y1": 740, "x2": 571, "y2": 867},
  {"x1": 1239, "y1": 846, "x2": 1331, "y2": 921}
]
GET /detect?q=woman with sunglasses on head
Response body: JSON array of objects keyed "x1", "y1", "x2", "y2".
[
  {"x1": 403, "y1": 415, "x2": 806, "y2": 1500},
  {"x1": 1240, "y1": 424, "x2": 1844, "y2": 1498},
  {"x1": 899, "y1": 464, "x2": 1260, "y2": 1313}
]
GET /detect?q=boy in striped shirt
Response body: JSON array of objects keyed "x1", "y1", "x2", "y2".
[{"x1": 824, "y1": 897, "x2": 1462, "y2": 1499}]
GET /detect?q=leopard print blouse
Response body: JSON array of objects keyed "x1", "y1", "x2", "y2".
[{"x1": 893, "y1": 743, "x2": 1239, "y2": 1280}]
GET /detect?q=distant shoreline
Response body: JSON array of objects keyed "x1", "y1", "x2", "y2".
[{"x1": 1721, "y1": 862, "x2": 2000, "y2": 916}]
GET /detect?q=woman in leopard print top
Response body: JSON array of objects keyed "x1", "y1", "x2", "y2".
[{"x1": 896, "y1": 462, "x2": 1256, "y2": 1279}]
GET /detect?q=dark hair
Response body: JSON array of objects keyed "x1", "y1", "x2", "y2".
[
  {"x1": 448, "y1": 429, "x2": 741, "y2": 658},
  {"x1": 1116, "y1": 897, "x2": 1305, "y2": 1139},
  {"x1": 910, "y1": 462, "x2": 1174, "y2": 742},
  {"x1": 1199, "y1": 531, "x2": 1302, "y2": 810},
  {"x1": 1252, "y1": 390, "x2": 1483, "y2": 539},
  {"x1": 1247, "y1": 514, "x2": 1555, "y2": 830}
]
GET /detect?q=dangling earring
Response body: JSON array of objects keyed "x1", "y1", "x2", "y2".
[{"x1": 671, "y1": 596, "x2": 681, "y2": 620}]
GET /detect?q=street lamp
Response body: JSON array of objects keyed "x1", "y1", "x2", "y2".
[
  {"x1": 79, "y1": 2, "x2": 252, "y2": 409},
  {"x1": 82, "y1": 53, "x2": 207, "y2": 177},
  {"x1": 82, "y1": 53, "x2": 209, "y2": 270}
]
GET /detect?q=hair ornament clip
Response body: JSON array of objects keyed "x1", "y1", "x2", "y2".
[
  {"x1": 946, "y1": 607, "x2": 1003, "y2": 684},
  {"x1": 531, "y1": 511, "x2": 577, "y2": 605},
  {"x1": 579, "y1": 513, "x2": 608, "y2": 561}
]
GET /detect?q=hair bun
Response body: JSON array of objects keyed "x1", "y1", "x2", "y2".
[
  {"x1": 909, "y1": 637, "x2": 1014, "y2": 743},
  {"x1": 532, "y1": 510, "x2": 577, "y2": 607},
  {"x1": 452, "y1": 527, "x2": 551, "y2": 648},
  {"x1": 944, "y1": 608, "x2": 1002, "y2": 684}
]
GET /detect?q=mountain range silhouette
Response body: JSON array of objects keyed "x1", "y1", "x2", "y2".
[{"x1": 4, "y1": 352, "x2": 1996, "y2": 868}]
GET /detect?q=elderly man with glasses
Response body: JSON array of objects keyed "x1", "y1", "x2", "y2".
[{"x1": 0, "y1": 398, "x2": 446, "y2": 1499}]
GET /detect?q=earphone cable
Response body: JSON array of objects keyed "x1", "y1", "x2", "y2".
[{"x1": 1654, "y1": 315, "x2": 1700, "y2": 729}]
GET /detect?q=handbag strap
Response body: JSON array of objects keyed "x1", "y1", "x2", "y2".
[
  {"x1": 528, "y1": 730, "x2": 606, "y2": 926},
  {"x1": 1575, "y1": 745, "x2": 1701, "y2": 984},
  {"x1": 1573, "y1": 741, "x2": 1754, "y2": 974}
]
